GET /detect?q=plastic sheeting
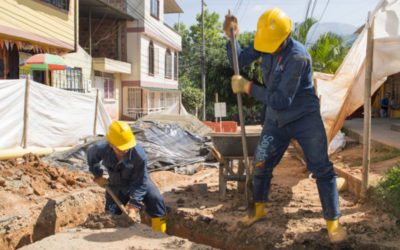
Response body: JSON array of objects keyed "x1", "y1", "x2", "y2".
[
  {"x1": 315, "y1": 0, "x2": 400, "y2": 143},
  {"x1": 44, "y1": 122, "x2": 211, "y2": 174},
  {"x1": 0, "y1": 79, "x2": 112, "y2": 149}
]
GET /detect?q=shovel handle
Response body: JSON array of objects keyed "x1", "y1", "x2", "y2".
[
  {"x1": 105, "y1": 185, "x2": 129, "y2": 217},
  {"x1": 229, "y1": 26, "x2": 255, "y2": 216}
]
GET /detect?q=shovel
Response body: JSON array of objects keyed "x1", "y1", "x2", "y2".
[
  {"x1": 227, "y1": 11, "x2": 255, "y2": 217},
  {"x1": 105, "y1": 185, "x2": 140, "y2": 223}
]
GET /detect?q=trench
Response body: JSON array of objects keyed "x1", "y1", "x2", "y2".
[{"x1": 3, "y1": 185, "x2": 396, "y2": 250}]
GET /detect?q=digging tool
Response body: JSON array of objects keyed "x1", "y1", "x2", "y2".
[
  {"x1": 227, "y1": 10, "x2": 255, "y2": 217},
  {"x1": 105, "y1": 185, "x2": 140, "y2": 223}
]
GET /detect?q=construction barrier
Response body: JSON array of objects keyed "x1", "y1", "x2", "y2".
[{"x1": 202, "y1": 121, "x2": 237, "y2": 132}]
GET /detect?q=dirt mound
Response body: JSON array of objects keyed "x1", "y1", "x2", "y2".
[
  {"x1": 138, "y1": 114, "x2": 213, "y2": 136},
  {"x1": 82, "y1": 212, "x2": 135, "y2": 229},
  {"x1": 0, "y1": 153, "x2": 93, "y2": 198}
]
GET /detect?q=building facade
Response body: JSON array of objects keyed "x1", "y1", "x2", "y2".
[
  {"x1": 120, "y1": 0, "x2": 183, "y2": 120},
  {"x1": 0, "y1": 0, "x2": 77, "y2": 81}
]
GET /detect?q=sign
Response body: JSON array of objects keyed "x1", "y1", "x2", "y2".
[{"x1": 214, "y1": 102, "x2": 226, "y2": 117}]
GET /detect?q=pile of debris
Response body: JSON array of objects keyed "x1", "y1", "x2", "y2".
[{"x1": 0, "y1": 153, "x2": 93, "y2": 197}]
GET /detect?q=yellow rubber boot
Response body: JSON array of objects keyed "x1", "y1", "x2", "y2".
[
  {"x1": 326, "y1": 219, "x2": 347, "y2": 243},
  {"x1": 152, "y1": 216, "x2": 167, "y2": 233},
  {"x1": 240, "y1": 202, "x2": 267, "y2": 227}
]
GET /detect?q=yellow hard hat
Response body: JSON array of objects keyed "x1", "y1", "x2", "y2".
[
  {"x1": 106, "y1": 121, "x2": 136, "y2": 151},
  {"x1": 254, "y1": 8, "x2": 292, "y2": 53}
]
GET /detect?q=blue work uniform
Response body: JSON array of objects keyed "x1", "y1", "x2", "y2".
[
  {"x1": 87, "y1": 140, "x2": 166, "y2": 218},
  {"x1": 227, "y1": 37, "x2": 341, "y2": 220}
]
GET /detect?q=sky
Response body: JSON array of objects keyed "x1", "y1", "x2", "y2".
[{"x1": 164, "y1": 0, "x2": 382, "y2": 33}]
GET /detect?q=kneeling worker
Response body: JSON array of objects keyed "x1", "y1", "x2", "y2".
[{"x1": 87, "y1": 120, "x2": 166, "y2": 232}]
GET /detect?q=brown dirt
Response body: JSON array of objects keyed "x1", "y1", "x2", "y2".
[
  {"x1": 1, "y1": 143, "x2": 400, "y2": 249},
  {"x1": 82, "y1": 212, "x2": 135, "y2": 229}
]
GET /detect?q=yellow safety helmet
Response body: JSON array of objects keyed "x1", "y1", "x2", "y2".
[
  {"x1": 254, "y1": 8, "x2": 292, "y2": 53},
  {"x1": 106, "y1": 121, "x2": 136, "y2": 151}
]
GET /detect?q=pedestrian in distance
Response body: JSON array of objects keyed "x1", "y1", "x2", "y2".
[
  {"x1": 380, "y1": 92, "x2": 390, "y2": 118},
  {"x1": 87, "y1": 120, "x2": 167, "y2": 232},
  {"x1": 223, "y1": 8, "x2": 347, "y2": 243}
]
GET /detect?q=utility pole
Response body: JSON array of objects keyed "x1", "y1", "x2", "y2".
[{"x1": 201, "y1": 0, "x2": 206, "y2": 120}]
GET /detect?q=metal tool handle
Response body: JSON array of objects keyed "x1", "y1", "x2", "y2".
[{"x1": 229, "y1": 26, "x2": 255, "y2": 216}]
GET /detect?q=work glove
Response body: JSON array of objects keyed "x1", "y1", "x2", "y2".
[
  {"x1": 126, "y1": 205, "x2": 141, "y2": 223},
  {"x1": 93, "y1": 176, "x2": 109, "y2": 188},
  {"x1": 231, "y1": 75, "x2": 252, "y2": 94},
  {"x1": 223, "y1": 13, "x2": 239, "y2": 37}
]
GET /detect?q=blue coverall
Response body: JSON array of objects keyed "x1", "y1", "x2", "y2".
[
  {"x1": 87, "y1": 140, "x2": 166, "y2": 218},
  {"x1": 227, "y1": 37, "x2": 341, "y2": 220}
]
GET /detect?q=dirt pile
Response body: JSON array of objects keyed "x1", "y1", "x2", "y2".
[
  {"x1": 138, "y1": 113, "x2": 213, "y2": 136},
  {"x1": 0, "y1": 153, "x2": 93, "y2": 198},
  {"x1": 82, "y1": 212, "x2": 135, "y2": 229}
]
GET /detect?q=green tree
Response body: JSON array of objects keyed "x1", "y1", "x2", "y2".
[
  {"x1": 308, "y1": 32, "x2": 349, "y2": 73},
  {"x1": 292, "y1": 18, "x2": 318, "y2": 44}
]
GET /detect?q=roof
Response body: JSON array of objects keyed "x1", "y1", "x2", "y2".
[{"x1": 164, "y1": 0, "x2": 183, "y2": 14}]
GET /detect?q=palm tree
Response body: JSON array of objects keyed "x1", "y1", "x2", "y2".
[
  {"x1": 308, "y1": 32, "x2": 349, "y2": 73},
  {"x1": 292, "y1": 18, "x2": 318, "y2": 45}
]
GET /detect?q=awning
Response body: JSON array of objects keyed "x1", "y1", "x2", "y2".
[
  {"x1": 143, "y1": 87, "x2": 180, "y2": 93},
  {"x1": 164, "y1": 0, "x2": 183, "y2": 14},
  {"x1": 80, "y1": 0, "x2": 135, "y2": 20}
]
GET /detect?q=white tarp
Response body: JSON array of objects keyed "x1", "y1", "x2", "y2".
[
  {"x1": 0, "y1": 79, "x2": 112, "y2": 149},
  {"x1": 315, "y1": 0, "x2": 400, "y2": 143}
]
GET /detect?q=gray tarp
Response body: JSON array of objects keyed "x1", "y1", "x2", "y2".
[{"x1": 44, "y1": 122, "x2": 211, "y2": 174}]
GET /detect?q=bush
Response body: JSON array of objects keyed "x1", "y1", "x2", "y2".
[{"x1": 375, "y1": 162, "x2": 400, "y2": 211}]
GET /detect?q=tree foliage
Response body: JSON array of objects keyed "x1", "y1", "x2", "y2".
[
  {"x1": 175, "y1": 10, "x2": 262, "y2": 121},
  {"x1": 309, "y1": 32, "x2": 349, "y2": 73}
]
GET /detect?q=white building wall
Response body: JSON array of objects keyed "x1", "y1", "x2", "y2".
[{"x1": 62, "y1": 45, "x2": 92, "y2": 91}]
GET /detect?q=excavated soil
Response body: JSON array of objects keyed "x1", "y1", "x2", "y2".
[
  {"x1": 82, "y1": 212, "x2": 135, "y2": 229},
  {"x1": 1, "y1": 143, "x2": 400, "y2": 249}
]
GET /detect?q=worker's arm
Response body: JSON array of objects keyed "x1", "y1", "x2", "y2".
[
  {"x1": 128, "y1": 147, "x2": 149, "y2": 211},
  {"x1": 249, "y1": 54, "x2": 309, "y2": 110},
  {"x1": 87, "y1": 141, "x2": 107, "y2": 179},
  {"x1": 226, "y1": 41, "x2": 261, "y2": 70}
]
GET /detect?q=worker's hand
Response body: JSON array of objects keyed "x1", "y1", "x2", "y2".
[
  {"x1": 223, "y1": 14, "x2": 239, "y2": 37},
  {"x1": 93, "y1": 176, "x2": 109, "y2": 188},
  {"x1": 126, "y1": 206, "x2": 141, "y2": 223},
  {"x1": 231, "y1": 75, "x2": 252, "y2": 94}
]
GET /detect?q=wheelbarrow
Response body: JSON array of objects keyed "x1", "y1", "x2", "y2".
[{"x1": 208, "y1": 132, "x2": 260, "y2": 199}]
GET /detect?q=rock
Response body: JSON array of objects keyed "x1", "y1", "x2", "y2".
[
  {"x1": 31, "y1": 183, "x2": 45, "y2": 196},
  {"x1": 191, "y1": 183, "x2": 208, "y2": 194},
  {"x1": 177, "y1": 198, "x2": 185, "y2": 204},
  {"x1": 238, "y1": 206, "x2": 247, "y2": 211},
  {"x1": 0, "y1": 177, "x2": 6, "y2": 186},
  {"x1": 200, "y1": 205, "x2": 206, "y2": 210},
  {"x1": 336, "y1": 177, "x2": 348, "y2": 192}
]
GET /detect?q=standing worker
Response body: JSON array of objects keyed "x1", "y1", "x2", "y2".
[
  {"x1": 87, "y1": 120, "x2": 167, "y2": 232},
  {"x1": 223, "y1": 8, "x2": 347, "y2": 243}
]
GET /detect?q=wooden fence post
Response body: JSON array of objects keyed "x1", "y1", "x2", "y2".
[
  {"x1": 93, "y1": 89, "x2": 99, "y2": 136},
  {"x1": 22, "y1": 77, "x2": 30, "y2": 148},
  {"x1": 362, "y1": 12, "x2": 374, "y2": 198}
]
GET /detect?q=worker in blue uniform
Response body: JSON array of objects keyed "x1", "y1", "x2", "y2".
[
  {"x1": 87, "y1": 120, "x2": 166, "y2": 232},
  {"x1": 223, "y1": 8, "x2": 347, "y2": 243}
]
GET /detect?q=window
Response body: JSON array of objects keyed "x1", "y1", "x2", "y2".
[
  {"x1": 104, "y1": 79, "x2": 114, "y2": 99},
  {"x1": 40, "y1": 0, "x2": 70, "y2": 11},
  {"x1": 165, "y1": 49, "x2": 172, "y2": 79},
  {"x1": 53, "y1": 68, "x2": 83, "y2": 92},
  {"x1": 174, "y1": 52, "x2": 178, "y2": 80},
  {"x1": 150, "y1": 0, "x2": 159, "y2": 19},
  {"x1": 149, "y1": 41, "x2": 154, "y2": 75}
]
